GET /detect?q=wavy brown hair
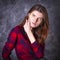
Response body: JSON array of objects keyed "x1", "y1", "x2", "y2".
[{"x1": 20, "y1": 4, "x2": 49, "y2": 44}]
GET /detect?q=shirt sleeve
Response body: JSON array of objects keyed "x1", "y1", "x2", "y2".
[
  {"x1": 31, "y1": 41, "x2": 45, "y2": 59},
  {"x1": 2, "y1": 28, "x2": 17, "y2": 60}
]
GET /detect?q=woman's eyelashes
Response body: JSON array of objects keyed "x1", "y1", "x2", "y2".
[{"x1": 32, "y1": 14, "x2": 36, "y2": 17}]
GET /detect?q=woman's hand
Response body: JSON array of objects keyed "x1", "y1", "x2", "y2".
[
  {"x1": 23, "y1": 19, "x2": 32, "y2": 34},
  {"x1": 23, "y1": 20, "x2": 36, "y2": 43}
]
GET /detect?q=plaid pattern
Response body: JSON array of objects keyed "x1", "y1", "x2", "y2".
[{"x1": 2, "y1": 25, "x2": 45, "y2": 60}]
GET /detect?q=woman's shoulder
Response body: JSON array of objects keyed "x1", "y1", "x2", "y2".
[{"x1": 10, "y1": 25, "x2": 23, "y2": 33}]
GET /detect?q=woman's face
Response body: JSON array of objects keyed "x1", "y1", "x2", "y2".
[{"x1": 28, "y1": 10, "x2": 44, "y2": 28}]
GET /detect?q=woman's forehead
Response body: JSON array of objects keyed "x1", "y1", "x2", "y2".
[{"x1": 31, "y1": 10, "x2": 44, "y2": 18}]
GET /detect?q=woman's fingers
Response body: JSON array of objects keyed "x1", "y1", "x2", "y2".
[
  {"x1": 26, "y1": 20, "x2": 30, "y2": 26},
  {"x1": 25, "y1": 19, "x2": 31, "y2": 30}
]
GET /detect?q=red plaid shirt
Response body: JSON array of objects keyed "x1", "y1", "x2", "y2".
[{"x1": 2, "y1": 25, "x2": 45, "y2": 60}]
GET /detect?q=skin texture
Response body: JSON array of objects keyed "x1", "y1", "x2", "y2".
[{"x1": 23, "y1": 10, "x2": 44, "y2": 43}]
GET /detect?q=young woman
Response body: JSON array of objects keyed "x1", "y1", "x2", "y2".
[{"x1": 2, "y1": 4, "x2": 49, "y2": 60}]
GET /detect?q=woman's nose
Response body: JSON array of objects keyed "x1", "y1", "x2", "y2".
[{"x1": 34, "y1": 18, "x2": 38, "y2": 23}]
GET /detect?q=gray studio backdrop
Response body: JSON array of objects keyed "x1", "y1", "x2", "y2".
[{"x1": 0, "y1": 0, "x2": 60, "y2": 60}]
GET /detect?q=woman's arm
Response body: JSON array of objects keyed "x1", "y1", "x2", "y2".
[
  {"x1": 26, "y1": 31, "x2": 45, "y2": 58},
  {"x1": 2, "y1": 28, "x2": 17, "y2": 60},
  {"x1": 26, "y1": 31, "x2": 36, "y2": 43}
]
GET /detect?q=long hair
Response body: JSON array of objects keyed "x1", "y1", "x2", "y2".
[{"x1": 20, "y1": 4, "x2": 49, "y2": 44}]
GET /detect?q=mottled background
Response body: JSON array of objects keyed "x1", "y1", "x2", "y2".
[{"x1": 0, "y1": 0, "x2": 60, "y2": 60}]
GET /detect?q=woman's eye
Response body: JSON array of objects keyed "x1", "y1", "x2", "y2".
[
  {"x1": 38, "y1": 18, "x2": 42, "y2": 20},
  {"x1": 32, "y1": 14, "x2": 35, "y2": 17}
]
